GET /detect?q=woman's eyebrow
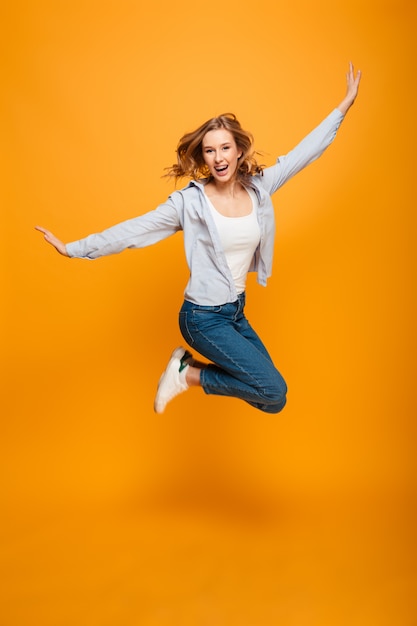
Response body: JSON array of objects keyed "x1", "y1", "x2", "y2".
[{"x1": 203, "y1": 141, "x2": 232, "y2": 148}]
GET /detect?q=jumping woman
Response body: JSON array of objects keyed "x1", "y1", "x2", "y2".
[{"x1": 36, "y1": 63, "x2": 361, "y2": 414}]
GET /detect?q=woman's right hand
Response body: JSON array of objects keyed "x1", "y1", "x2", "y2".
[{"x1": 35, "y1": 226, "x2": 69, "y2": 257}]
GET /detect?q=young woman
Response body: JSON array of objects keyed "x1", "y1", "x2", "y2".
[{"x1": 36, "y1": 63, "x2": 361, "y2": 415}]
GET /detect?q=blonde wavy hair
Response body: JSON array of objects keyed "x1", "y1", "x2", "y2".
[{"x1": 165, "y1": 113, "x2": 264, "y2": 183}]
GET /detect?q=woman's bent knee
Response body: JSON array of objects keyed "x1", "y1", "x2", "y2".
[
  {"x1": 260, "y1": 376, "x2": 287, "y2": 413},
  {"x1": 263, "y1": 394, "x2": 287, "y2": 414}
]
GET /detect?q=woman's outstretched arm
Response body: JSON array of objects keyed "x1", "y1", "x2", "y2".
[
  {"x1": 260, "y1": 62, "x2": 362, "y2": 194},
  {"x1": 337, "y1": 62, "x2": 361, "y2": 116},
  {"x1": 35, "y1": 194, "x2": 183, "y2": 260},
  {"x1": 35, "y1": 226, "x2": 69, "y2": 256}
]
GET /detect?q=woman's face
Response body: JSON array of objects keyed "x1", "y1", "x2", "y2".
[{"x1": 201, "y1": 128, "x2": 242, "y2": 183}]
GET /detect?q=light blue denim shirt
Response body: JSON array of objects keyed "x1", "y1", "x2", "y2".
[{"x1": 66, "y1": 108, "x2": 344, "y2": 305}]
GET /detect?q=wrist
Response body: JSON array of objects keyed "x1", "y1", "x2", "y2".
[{"x1": 337, "y1": 96, "x2": 354, "y2": 116}]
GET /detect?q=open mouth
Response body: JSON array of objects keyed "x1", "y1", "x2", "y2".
[{"x1": 215, "y1": 165, "x2": 228, "y2": 174}]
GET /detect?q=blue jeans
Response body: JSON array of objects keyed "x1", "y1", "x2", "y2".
[{"x1": 179, "y1": 293, "x2": 287, "y2": 414}]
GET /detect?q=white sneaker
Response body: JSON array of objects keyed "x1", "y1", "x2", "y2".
[{"x1": 154, "y1": 347, "x2": 192, "y2": 414}]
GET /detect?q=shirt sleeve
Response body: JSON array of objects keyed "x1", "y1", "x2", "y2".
[
  {"x1": 259, "y1": 108, "x2": 344, "y2": 195},
  {"x1": 66, "y1": 193, "x2": 183, "y2": 259}
]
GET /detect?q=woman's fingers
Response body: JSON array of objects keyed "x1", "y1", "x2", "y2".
[{"x1": 35, "y1": 226, "x2": 68, "y2": 256}]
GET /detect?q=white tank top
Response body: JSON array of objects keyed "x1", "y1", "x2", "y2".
[{"x1": 205, "y1": 188, "x2": 261, "y2": 294}]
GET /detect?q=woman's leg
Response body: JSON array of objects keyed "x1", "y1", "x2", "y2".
[{"x1": 179, "y1": 295, "x2": 287, "y2": 414}]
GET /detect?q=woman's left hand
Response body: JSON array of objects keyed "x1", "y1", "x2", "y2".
[{"x1": 337, "y1": 62, "x2": 362, "y2": 115}]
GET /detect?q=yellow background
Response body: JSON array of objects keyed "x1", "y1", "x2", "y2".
[{"x1": 1, "y1": 0, "x2": 416, "y2": 624}]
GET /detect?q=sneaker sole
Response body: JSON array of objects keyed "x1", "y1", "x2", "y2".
[{"x1": 154, "y1": 347, "x2": 187, "y2": 413}]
